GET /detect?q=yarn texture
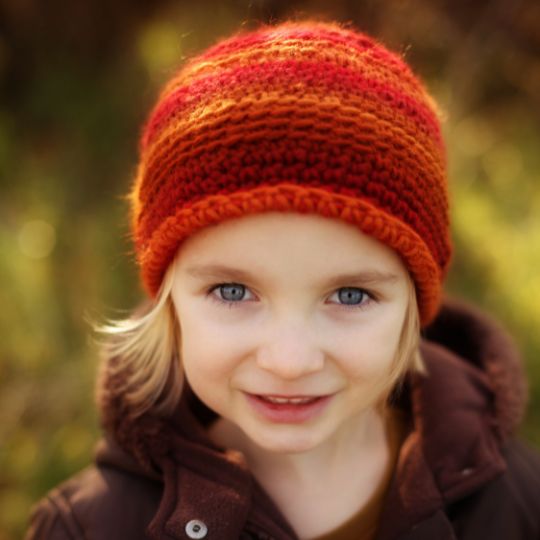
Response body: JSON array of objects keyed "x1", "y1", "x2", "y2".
[{"x1": 129, "y1": 20, "x2": 452, "y2": 325}]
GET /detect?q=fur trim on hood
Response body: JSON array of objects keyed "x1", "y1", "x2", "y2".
[{"x1": 422, "y1": 296, "x2": 527, "y2": 441}]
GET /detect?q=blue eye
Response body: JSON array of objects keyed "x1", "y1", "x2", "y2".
[
  {"x1": 207, "y1": 283, "x2": 375, "y2": 311},
  {"x1": 337, "y1": 287, "x2": 365, "y2": 304},
  {"x1": 330, "y1": 287, "x2": 373, "y2": 310},
  {"x1": 208, "y1": 283, "x2": 252, "y2": 308},
  {"x1": 218, "y1": 284, "x2": 246, "y2": 302}
]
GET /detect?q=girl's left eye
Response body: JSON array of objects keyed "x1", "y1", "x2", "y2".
[{"x1": 328, "y1": 287, "x2": 374, "y2": 310}]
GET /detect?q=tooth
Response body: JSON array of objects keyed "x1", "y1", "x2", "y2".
[{"x1": 262, "y1": 396, "x2": 317, "y2": 404}]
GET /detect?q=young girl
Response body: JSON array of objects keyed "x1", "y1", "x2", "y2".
[{"x1": 25, "y1": 19, "x2": 540, "y2": 540}]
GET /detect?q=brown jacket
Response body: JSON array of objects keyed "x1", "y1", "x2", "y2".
[{"x1": 25, "y1": 298, "x2": 540, "y2": 539}]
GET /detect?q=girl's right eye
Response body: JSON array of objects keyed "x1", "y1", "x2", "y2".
[{"x1": 207, "y1": 283, "x2": 254, "y2": 308}]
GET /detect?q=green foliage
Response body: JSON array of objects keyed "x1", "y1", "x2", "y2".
[{"x1": 445, "y1": 106, "x2": 540, "y2": 447}]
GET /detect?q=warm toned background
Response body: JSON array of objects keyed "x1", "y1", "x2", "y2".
[{"x1": 1, "y1": 1, "x2": 539, "y2": 538}]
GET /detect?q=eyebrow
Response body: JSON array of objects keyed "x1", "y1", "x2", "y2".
[{"x1": 185, "y1": 264, "x2": 399, "y2": 288}]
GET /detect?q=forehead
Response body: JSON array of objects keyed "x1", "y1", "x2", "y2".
[{"x1": 174, "y1": 212, "x2": 407, "y2": 279}]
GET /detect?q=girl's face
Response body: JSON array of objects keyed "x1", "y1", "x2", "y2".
[{"x1": 171, "y1": 212, "x2": 411, "y2": 454}]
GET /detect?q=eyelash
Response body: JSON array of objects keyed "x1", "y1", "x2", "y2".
[{"x1": 205, "y1": 282, "x2": 377, "y2": 311}]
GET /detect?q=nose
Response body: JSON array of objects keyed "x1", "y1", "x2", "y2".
[{"x1": 255, "y1": 318, "x2": 325, "y2": 380}]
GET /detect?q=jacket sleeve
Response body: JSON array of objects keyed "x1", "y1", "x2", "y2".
[{"x1": 24, "y1": 490, "x2": 82, "y2": 540}]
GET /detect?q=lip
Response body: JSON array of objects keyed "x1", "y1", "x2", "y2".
[{"x1": 244, "y1": 392, "x2": 334, "y2": 424}]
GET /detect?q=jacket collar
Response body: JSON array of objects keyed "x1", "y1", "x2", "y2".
[
  {"x1": 375, "y1": 339, "x2": 507, "y2": 540},
  {"x1": 375, "y1": 295, "x2": 527, "y2": 539},
  {"x1": 96, "y1": 384, "x2": 298, "y2": 539},
  {"x1": 96, "y1": 297, "x2": 527, "y2": 539}
]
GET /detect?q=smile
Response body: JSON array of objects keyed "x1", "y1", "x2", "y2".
[
  {"x1": 244, "y1": 392, "x2": 334, "y2": 423},
  {"x1": 258, "y1": 395, "x2": 321, "y2": 405}
]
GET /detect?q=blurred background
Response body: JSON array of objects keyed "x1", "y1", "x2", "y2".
[{"x1": 1, "y1": 0, "x2": 539, "y2": 538}]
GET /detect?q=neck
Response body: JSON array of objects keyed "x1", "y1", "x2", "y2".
[
  {"x1": 209, "y1": 406, "x2": 392, "y2": 538},
  {"x1": 209, "y1": 406, "x2": 389, "y2": 486}
]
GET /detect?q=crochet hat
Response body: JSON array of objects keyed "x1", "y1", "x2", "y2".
[{"x1": 128, "y1": 19, "x2": 452, "y2": 326}]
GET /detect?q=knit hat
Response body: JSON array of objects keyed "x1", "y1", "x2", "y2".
[{"x1": 129, "y1": 19, "x2": 452, "y2": 326}]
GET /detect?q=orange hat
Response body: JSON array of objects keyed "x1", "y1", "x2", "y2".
[{"x1": 129, "y1": 20, "x2": 452, "y2": 326}]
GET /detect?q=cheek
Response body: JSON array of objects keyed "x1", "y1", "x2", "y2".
[
  {"x1": 178, "y1": 319, "x2": 231, "y2": 413},
  {"x1": 176, "y1": 307, "x2": 249, "y2": 390},
  {"x1": 335, "y1": 314, "x2": 404, "y2": 379}
]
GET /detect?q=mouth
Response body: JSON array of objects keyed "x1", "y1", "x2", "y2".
[
  {"x1": 244, "y1": 392, "x2": 334, "y2": 423},
  {"x1": 255, "y1": 394, "x2": 325, "y2": 405}
]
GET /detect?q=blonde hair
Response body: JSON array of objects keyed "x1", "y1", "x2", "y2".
[
  {"x1": 91, "y1": 255, "x2": 425, "y2": 420},
  {"x1": 382, "y1": 271, "x2": 427, "y2": 408},
  {"x1": 91, "y1": 259, "x2": 182, "y2": 419}
]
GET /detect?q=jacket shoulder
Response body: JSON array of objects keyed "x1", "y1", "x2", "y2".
[
  {"x1": 502, "y1": 437, "x2": 540, "y2": 508},
  {"x1": 25, "y1": 463, "x2": 162, "y2": 540},
  {"x1": 447, "y1": 438, "x2": 540, "y2": 539}
]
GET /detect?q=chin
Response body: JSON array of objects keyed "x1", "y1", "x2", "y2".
[{"x1": 248, "y1": 426, "x2": 326, "y2": 454}]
